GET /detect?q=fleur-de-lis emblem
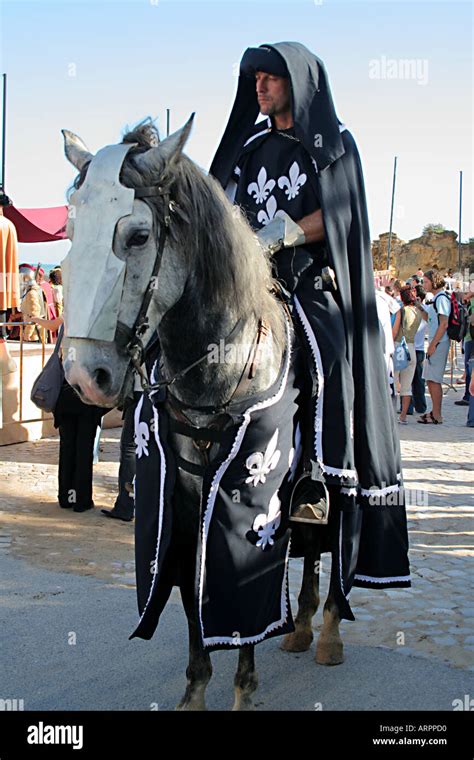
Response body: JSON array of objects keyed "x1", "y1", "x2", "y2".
[
  {"x1": 247, "y1": 167, "x2": 275, "y2": 204},
  {"x1": 257, "y1": 195, "x2": 277, "y2": 226},
  {"x1": 278, "y1": 161, "x2": 307, "y2": 200},
  {"x1": 135, "y1": 420, "x2": 150, "y2": 459},
  {"x1": 256, "y1": 196, "x2": 287, "y2": 226},
  {"x1": 253, "y1": 490, "x2": 281, "y2": 549},
  {"x1": 245, "y1": 429, "x2": 281, "y2": 487}
]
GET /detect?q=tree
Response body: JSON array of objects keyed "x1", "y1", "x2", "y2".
[{"x1": 423, "y1": 223, "x2": 446, "y2": 235}]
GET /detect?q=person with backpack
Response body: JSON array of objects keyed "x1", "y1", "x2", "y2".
[{"x1": 415, "y1": 270, "x2": 451, "y2": 424}]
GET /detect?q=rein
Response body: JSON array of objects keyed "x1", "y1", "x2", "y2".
[{"x1": 161, "y1": 316, "x2": 272, "y2": 476}]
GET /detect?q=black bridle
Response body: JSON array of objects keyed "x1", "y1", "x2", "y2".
[
  {"x1": 115, "y1": 182, "x2": 248, "y2": 399},
  {"x1": 115, "y1": 183, "x2": 173, "y2": 391},
  {"x1": 111, "y1": 178, "x2": 283, "y2": 470}
]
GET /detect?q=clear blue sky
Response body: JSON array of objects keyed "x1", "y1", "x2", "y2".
[{"x1": 1, "y1": 0, "x2": 472, "y2": 264}]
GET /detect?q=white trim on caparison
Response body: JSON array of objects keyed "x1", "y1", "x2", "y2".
[
  {"x1": 133, "y1": 365, "x2": 167, "y2": 629},
  {"x1": 198, "y1": 316, "x2": 293, "y2": 648},
  {"x1": 338, "y1": 511, "x2": 349, "y2": 600}
]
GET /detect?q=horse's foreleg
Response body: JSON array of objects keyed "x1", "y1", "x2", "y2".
[
  {"x1": 281, "y1": 527, "x2": 320, "y2": 652},
  {"x1": 176, "y1": 570, "x2": 212, "y2": 711},
  {"x1": 315, "y1": 592, "x2": 344, "y2": 665},
  {"x1": 232, "y1": 644, "x2": 258, "y2": 711}
]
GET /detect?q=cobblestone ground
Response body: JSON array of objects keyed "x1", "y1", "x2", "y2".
[{"x1": 0, "y1": 374, "x2": 472, "y2": 672}]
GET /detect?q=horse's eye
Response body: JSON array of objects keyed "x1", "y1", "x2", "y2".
[{"x1": 126, "y1": 230, "x2": 149, "y2": 248}]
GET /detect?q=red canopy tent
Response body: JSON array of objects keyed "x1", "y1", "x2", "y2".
[{"x1": 4, "y1": 205, "x2": 67, "y2": 243}]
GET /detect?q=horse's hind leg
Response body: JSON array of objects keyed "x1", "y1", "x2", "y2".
[
  {"x1": 176, "y1": 571, "x2": 212, "y2": 711},
  {"x1": 281, "y1": 526, "x2": 320, "y2": 652},
  {"x1": 232, "y1": 644, "x2": 258, "y2": 711},
  {"x1": 315, "y1": 592, "x2": 344, "y2": 665}
]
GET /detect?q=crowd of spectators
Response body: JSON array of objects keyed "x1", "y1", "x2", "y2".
[
  {"x1": 375, "y1": 268, "x2": 474, "y2": 428},
  {"x1": 1, "y1": 181, "x2": 472, "y2": 522}
]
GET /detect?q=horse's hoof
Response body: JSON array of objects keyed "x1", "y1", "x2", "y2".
[
  {"x1": 280, "y1": 629, "x2": 313, "y2": 652},
  {"x1": 175, "y1": 699, "x2": 207, "y2": 711},
  {"x1": 175, "y1": 686, "x2": 207, "y2": 711},
  {"x1": 315, "y1": 639, "x2": 344, "y2": 666},
  {"x1": 232, "y1": 688, "x2": 255, "y2": 711},
  {"x1": 231, "y1": 700, "x2": 254, "y2": 711}
]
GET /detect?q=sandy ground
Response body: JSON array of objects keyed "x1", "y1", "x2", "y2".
[
  {"x1": 0, "y1": 432, "x2": 135, "y2": 585},
  {"x1": 0, "y1": 373, "x2": 473, "y2": 673}
]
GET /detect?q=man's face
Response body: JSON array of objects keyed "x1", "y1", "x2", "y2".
[
  {"x1": 423, "y1": 275, "x2": 432, "y2": 293},
  {"x1": 255, "y1": 71, "x2": 291, "y2": 117}
]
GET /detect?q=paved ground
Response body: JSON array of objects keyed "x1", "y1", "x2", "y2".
[
  {"x1": 0, "y1": 366, "x2": 473, "y2": 709},
  {"x1": 0, "y1": 553, "x2": 472, "y2": 712}
]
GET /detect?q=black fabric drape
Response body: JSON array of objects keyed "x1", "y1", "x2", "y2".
[{"x1": 210, "y1": 41, "x2": 410, "y2": 590}]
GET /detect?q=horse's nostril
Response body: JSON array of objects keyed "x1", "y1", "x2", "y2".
[{"x1": 94, "y1": 367, "x2": 112, "y2": 391}]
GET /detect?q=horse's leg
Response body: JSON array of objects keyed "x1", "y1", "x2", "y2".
[
  {"x1": 176, "y1": 565, "x2": 212, "y2": 711},
  {"x1": 232, "y1": 644, "x2": 258, "y2": 711},
  {"x1": 281, "y1": 526, "x2": 320, "y2": 652},
  {"x1": 315, "y1": 592, "x2": 344, "y2": 665}
]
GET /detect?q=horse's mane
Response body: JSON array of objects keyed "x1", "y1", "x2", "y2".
[{"x1": 69, "y1": 118, "x2": 286, "y2": 352}]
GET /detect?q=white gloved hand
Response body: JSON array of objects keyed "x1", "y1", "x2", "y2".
[{"x1": 256, "y1": 210, "x2": 306, "y2": 254}]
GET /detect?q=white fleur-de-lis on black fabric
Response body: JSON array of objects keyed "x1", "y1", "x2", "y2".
[
  {"x1": 135, "y1": 419, "x2": 150, "y2": 459},
  {"x1": 253, "y1": 490, "x2": 282, "y2": 550},
  {"x1": 257, "y1": 195, "x2": 277, "y2": 226},
  {"x1": 256, "y1": 196, "x2": 287, "y2": 227},
  {"x1": 245, "y1": 429, "x2": 281, "y2": 487},
  {"x1": 278, "y1": 161, "x2": 307, "y2": 200},
  {"x1": 247, "y1": 167, "x2": 276, "y2": 204}
]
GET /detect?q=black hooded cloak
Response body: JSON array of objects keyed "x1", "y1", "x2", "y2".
[{"x1": 210, "y1": 42, "x2": 411, "y2": 613}]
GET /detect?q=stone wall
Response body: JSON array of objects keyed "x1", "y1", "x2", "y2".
[{"x1": 372, "y1": 229, "x2": 473, "y2": 281}]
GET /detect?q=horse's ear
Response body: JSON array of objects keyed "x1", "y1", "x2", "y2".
[
  {"x1": 62, "y1": 129, "x2": 94, "y2": 171},
  {"x1": 132, "y1": 113, "x2": 195, "y2": 175},
  {"x1": 161, "y1": 112, "x2": 195, "y2": 162}
]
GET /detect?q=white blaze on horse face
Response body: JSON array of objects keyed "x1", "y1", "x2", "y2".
[{"x1": 62, "y1": 142, "x2": 137, "y2": 341}]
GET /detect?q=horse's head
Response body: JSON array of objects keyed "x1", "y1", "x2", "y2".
[{"x1": 61, "y1": 115, "x2": 194, "y2": 408}]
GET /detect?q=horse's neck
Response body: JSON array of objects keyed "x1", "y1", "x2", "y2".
[{"x1": 156, "y1": 285, "x2": 282, "y2": 412}]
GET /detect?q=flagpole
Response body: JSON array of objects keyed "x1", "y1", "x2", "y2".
[
  {"x1": 166, "y1": 109, "x2": 170, "y2": 137},
  {"x1": 458, "y1": 170, "x2": 463, "y2": 271},
  {"x1": 1, "y1": 73, "x2": 6, "y2": 192},
  {"x1": 386, "y1": 156, "x2": 397, "y2": 270}
]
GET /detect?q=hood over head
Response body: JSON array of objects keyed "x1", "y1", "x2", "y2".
[{"x1": 210, "y1": 41, "x2": 345, "y2": 185}]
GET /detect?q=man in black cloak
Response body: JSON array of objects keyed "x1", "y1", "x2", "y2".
[{"x1": 210, "y1": 42, "x2": 410, "y2": 620}]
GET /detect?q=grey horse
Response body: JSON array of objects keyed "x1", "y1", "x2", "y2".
[{"x1": 61, "y1": 116, "x2": 344, "y2": 710}]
